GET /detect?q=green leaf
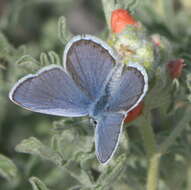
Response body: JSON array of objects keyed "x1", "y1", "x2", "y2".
[
  {"x1": 64, "y1": 160, "x2": 93, "y2": 187},
  {"x1": 48, "y1": 51, "x2": 61, "y2": 65},
  {"x1": 56, "y1": 128, "x2": 93, "y2": 161},
  {"x1": 96, "y1": 154, "x2": 127, "y2": 188},
  {"x1": 15, "y1": 137, "x2": 63, "y2": 166},
  {"x1": 15, "y1": 54, "x2": 39, "y2": 72},
  {"x1": 40, "y1": 53, "x2": 50, "y2": 66},
  {"x1": 0, "y1": 32, "x2": 13, "y2": 55},
  {"x1": 0, "y1": 154, "x2": 18, "y2": 181},
  {"x1": 58, "y1": 16, "x2": 72, "y2": 44},
  {"x1": 29, "y1": 177, "x2": 50, "y2": 190},
  {"x1": 159, "y1": 106, "x2": 191, "y2": 154},
  {"x1": 40, "y1": 51, "x2": 61, "y2": 66},
  {"x1": 101, "y1": 0, "x2": 116, "y2": 29}
]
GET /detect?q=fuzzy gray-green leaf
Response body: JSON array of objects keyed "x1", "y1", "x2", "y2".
[
  {"x1": 29, "y1": 177, "x2": 50, "y2": 190},
  {"x1": 58, "y1": 16, "x2": 72, "y2": 44},
  {"x1": 15, "y1": 137, "x2": 63, "y2": 166},
  {"x1": 0, "y1": 154, "x2": 18, "y2": 181}
]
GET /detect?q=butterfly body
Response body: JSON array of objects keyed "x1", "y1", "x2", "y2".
[{"x1": 9, "y1": 34, "x2": 148, "y2": 164}]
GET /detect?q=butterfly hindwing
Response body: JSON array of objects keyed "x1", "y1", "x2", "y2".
[
  {"x1": 106, "y1": 62, "x2": 148, "y2": 113},
  {"x1": 95, "y1": 113, "x2": 125, "y2": 164}
]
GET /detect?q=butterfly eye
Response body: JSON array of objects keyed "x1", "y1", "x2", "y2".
[{"x1": 90, "y1": 118, "x2": 97, "y2": 125}]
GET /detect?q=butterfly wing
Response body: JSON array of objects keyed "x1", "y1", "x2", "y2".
[
  {"x1": 9, "y1": 65, "x2": 90, "y2": 117},
  {"x1": 95, "y1": 113, "x2": 125, "y2": 164},
  {"x1": 64, "y1": 35, "x2": 118, "y2": 101},
  {"x1": 106, "y1": 62, "x2": 148, "y2": 113}
]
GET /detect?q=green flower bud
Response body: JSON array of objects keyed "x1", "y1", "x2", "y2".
[{"x1": 108, "y1": 25, "x2": 155, "y2": 70}]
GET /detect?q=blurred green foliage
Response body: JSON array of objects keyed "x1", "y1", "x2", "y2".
[{"x1": 0, "y1": 0, "x2": 191, "y2": 190}]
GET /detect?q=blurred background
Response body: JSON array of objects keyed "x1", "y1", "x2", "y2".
[{"x1": 0, "y1": 0, "x2": 191, "y2": 190}]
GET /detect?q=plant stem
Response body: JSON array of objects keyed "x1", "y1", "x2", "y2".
[
  {"x1": 187, "y1": 161, "x2": 191, "y2": 190},
  {"x1": 137, "y1": 115, "x2": 160, "y2": 190},
  {"x1": 155, "y1": 0, "x2": 165, "y2": 17},
  {"x1": 101, "y1": 0, "x2": 115, "y2": 30},
  {"x1": 138, "y1": 117, "x2": 156, "y2": 158},
  {"x1": 146, "y1": 154, "x2": 161, "y2": 190}
]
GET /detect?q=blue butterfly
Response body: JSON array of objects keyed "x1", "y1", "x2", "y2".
[{"x1": 9, "y1": 35, "x2": 148, "y2": 164}]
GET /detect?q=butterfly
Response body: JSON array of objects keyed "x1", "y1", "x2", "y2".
[{"x1": 9, "y1": 35, "x2": 148, "y2": 164}]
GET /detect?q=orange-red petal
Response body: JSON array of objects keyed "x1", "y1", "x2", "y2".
[
  {"x1": 111, "y1": 9, "x2": 138, "y2": 33},
  {"x1": 124, "y1": 102, "x2": 144, "y2": 123}
]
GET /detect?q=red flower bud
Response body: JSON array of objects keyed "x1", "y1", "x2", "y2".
[
  {"x1": 124, "y1": 102, "x2": 144, "y2": 123},
  {"x1": 111, "y1": 9, "x2": 138, "y2": 33},
  {"x1": 167, "y1": 59, "x2": 185, "y2": 79}
]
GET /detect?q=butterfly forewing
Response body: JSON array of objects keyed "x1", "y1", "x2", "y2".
[
  {"x1": 64, "y1": 35, "x2": 117, "y2": 101},
  {"x1": 95, "y1": 113, "x2": 125, "y2": 164},
  {"x1": 9, "y1": 66, "x2": 90, "y2": 117},
  {"x1": 106, "y1": 62, "x2": 148, "y2": 113}
]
